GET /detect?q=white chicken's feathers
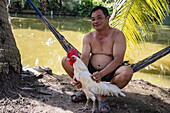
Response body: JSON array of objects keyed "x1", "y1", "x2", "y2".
[{"x1": 72, "y1": 55, "x2": 125, "y2": 97}]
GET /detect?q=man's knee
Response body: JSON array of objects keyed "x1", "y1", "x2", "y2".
[
  {"x1": 61, "y1": 56, "x2": 74, "y2": 78},
  {"x1": 114, "y1": 66, "x2": 133, "y2": 82},
  {"x1": 61, "y1": 56, "x2": 67, "y2": 68},
  {"x1": 112, "y1": 66, "x2": 133, "y2": 88},
  {"x1": 120, "y1": 66, "x2": 133, "y2": 81}
]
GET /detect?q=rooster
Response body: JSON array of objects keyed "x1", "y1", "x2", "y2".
[{"x1": 67, "y1": 49, "x2": 125, "y2": 113}]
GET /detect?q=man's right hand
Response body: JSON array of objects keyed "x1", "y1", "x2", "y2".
[{"x1": 72, "y1": 77, "x2": 82, "y2": 88}]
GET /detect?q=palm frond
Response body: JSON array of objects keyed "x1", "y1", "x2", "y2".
[{"x1": 109, "y1": 0, "x2": 169, "y2": 48}]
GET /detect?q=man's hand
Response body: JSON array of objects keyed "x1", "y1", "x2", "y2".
[
  {"x1": 72, "y1": 77, "x2": 82, "y2": 88},
  {"x1": 91, "y1": 71, "x2": 102, "y2": 83}
]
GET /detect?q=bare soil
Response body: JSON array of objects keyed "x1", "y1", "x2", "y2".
[{"x1": 0, "y1": 71, "x2": 170, "y2": 113}]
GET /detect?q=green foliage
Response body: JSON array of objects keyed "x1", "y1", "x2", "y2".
[
  {"x1": 109, "y1": 0, "x2": 169, "y2": 48},
  {"x1": 71, "y1": 0, "x2": 94, "y2": 17},
  {"x1": 92, "y1": 0, "x2": 114, "y2": 16},
  {"x1": 10, "y1": 0, "x2": 114, "y2": 17},
  {"x1": 68, "y1": 0, "x2": 114, "y2": 17},
  {"x1": 10, "y1": 0, "x2": 40, "y2": 8}
]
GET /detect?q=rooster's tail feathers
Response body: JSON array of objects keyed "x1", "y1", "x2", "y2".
[
  {"x1": 118, "y1": 92, "x2": 126, "y2": 97},
  {"x1": 97, "y1": 82, "x2": 126, "y2": 97}
]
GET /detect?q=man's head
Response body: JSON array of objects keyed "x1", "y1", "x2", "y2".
[
  {"x1": 90, "y1": 6, "x2": 110, "y2": 18},
  {"x1": 90, "y1": 6, "x2": 110, "y2": 30}
]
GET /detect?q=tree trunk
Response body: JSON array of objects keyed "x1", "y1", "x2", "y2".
[{"x1": 0, "y1": 0, "x2": 22, "y2": 97}]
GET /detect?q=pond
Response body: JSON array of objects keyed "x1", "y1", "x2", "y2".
[{"x1": 10, "y1": 14, "x2": 170, "y2": 87}]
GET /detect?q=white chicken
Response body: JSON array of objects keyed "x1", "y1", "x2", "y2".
[{"x1": 67, "y1": 49, "x2": 125, "y2": 113}]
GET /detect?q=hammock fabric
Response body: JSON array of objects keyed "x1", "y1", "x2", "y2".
[{"x1": 27, "y1": 0, "x2": 170, "y2": 73}]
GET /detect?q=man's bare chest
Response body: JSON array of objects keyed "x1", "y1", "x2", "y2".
[
  {"x1": 93, "y1": 36, "x2": 113, "y2": 45},
  {"x1": 90, "y1": 37, "x2": 114, "y2": 53}
]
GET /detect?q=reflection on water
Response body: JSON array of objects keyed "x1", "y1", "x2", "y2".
[
  {"x1": 11, "y1": 15, "x2": 170, "y2": 87},
  {"x1": 11, "y1": 14, "x2": 92, "y2": 33}
]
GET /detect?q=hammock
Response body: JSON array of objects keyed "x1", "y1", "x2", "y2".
[{"x1": 27, "y1": 0, "x2": 170, "y2": 73}]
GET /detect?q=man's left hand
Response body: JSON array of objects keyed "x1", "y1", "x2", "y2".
[{"x1": 91, "y1": 71, "x2": 102, "y2": 83}]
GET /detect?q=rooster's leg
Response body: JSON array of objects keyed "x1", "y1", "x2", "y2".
[
  {"x1": 78, "y1": 91, "x2": 96, "y2": 112},
  {"x1": 77, "y1": 99, "x2": 89, "y2": 111},
  {"x1": 84, "y1": 99, "x2": 90, "y2": 108},
  {"x1": 91, "y1": 100, "x2": 96, "y2": 113},
  {"x1": 86, "y1": 92, "x2": 96, "y2": 113},
  {"x1": 78, "y1": 99, "x2": 96, "y2": 113}
]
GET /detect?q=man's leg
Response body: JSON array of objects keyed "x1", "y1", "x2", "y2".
[
  {"x1": 62, "y1": 56, "x2": 74, "y2": 78},
  {"x1": 110, "y1": 65, "x2": 133, "y2": 89},
  {"x1": 62, "y1": 56, "x2": 86, "y2": 102},
  {"x1": 98, "y1": 66, "x2": 133, "y2": 112}
]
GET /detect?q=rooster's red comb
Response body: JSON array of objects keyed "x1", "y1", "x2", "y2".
[{"x1": 67, "y1": 49, "x2": 79, "y2": 58}]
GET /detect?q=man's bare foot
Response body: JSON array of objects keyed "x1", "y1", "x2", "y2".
[{"x1": 98, "y1": 95, "x2": 110, "y2": 112}]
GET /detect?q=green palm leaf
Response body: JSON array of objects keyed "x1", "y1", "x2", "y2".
[{"x1": 109, "y1": 0, "x2": 169, "y2": 48}]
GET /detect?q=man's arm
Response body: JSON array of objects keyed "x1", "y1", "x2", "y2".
[
  {"x1": 100, "y1": 31, "x2": 126, "y2": 77},
  {"x1": 81, "y1": 34, "x2": 91, "y2": 66},
  {"x1": 73, "y1": 34, "x2": 91, "y2": 88}
]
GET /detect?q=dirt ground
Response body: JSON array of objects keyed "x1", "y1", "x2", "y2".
[{"x1": 0, "y1": 68, "x2": 170, "y2": 113}]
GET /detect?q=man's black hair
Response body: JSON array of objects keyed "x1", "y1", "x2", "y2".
[{"x1": 90, "y1": 6, "x2": 110, "y2": 17}]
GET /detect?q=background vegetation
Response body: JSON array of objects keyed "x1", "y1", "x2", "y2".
[{"x1": 9, "y1": 0, "x2": 115, "y2": 16}]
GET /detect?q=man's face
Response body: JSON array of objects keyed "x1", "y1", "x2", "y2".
[{"x1": 91, "y1": 9, "x2": 109, "y2": 30}]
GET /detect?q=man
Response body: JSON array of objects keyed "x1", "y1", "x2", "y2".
[{"x1": 62, "y1": 6, "x2": 133, "y2": 112}]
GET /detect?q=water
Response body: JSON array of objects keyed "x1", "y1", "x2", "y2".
[{"x1": 10, "y1": 14, "x2": 170, "y2": 87}]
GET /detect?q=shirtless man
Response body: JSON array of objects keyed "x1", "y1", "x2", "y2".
[{"x1": 62, "y1": 6, "x2": 133, "y2": 112}]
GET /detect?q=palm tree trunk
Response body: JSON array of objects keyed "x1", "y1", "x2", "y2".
[{"x1": 0, "y1": 0, "x2": 22, "y2": 97}]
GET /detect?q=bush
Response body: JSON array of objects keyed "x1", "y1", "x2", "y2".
[{"x1": 72, "y1": 0, "x2": 94, "y2": 17}]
